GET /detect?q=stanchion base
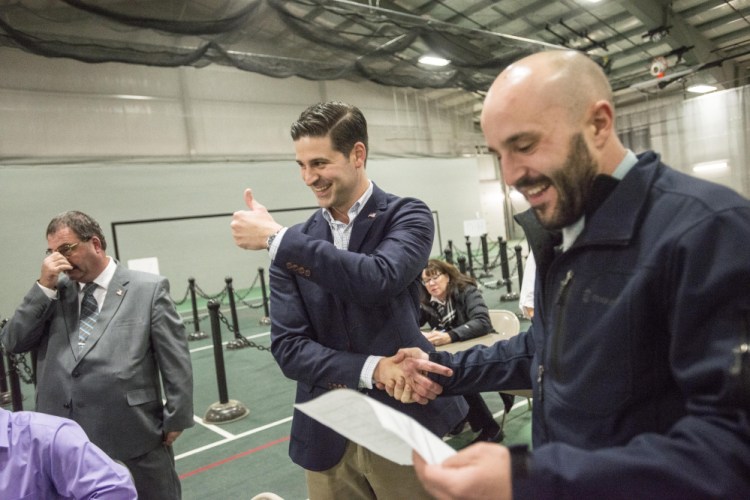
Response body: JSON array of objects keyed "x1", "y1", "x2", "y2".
[
  {"x1": 204, "y1": 400, "x2": 250, "y2": 424},
  {"x1": 226, "y1": 337, "x2": 252, "y2": 350},
  {"x1": 501, "y1": 293, "x2": 520, "y2": 302},
  {"x1": 259, "y1": 316, "x2": 271, "y2": 326},
  {"x1": 0, "y1": 392, "x2": 12, "y2": 407},
  {"x1": 188, "y1": 331, "x2": 208, "y2": 341}
]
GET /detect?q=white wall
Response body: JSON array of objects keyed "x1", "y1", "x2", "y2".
[
  {"x1": 0, "y1": 46, "x2": 512, "y2": 313},
  {"x1": 0, "y1": 157, "x2": 489, "y2": 312},
  {"x1": 0, "y1": 47, "x2": 482, "y2": 161}
]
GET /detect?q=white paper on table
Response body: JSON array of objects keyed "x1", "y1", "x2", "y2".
[{"x1": 294, "y1": 389, "x2": 457, "y2": 466}]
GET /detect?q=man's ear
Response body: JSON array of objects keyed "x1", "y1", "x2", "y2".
[
  {"x1": 351, "y1": 141, "x2": 367, "y2": 167},
  {"x1": 590, "y1": 100, "x2": 614, "y2": 148},
  {"x1": 91, "y1": 236, "x2": 103, "y2": 252}
]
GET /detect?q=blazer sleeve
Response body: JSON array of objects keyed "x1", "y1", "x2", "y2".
[
  {"x1": 274, "y1": 196, "x2": 433, "y2": 307},
  {"x1": 269, "y1": 194, "x2": 434, "y2": 390},
  {"x1": 269, "y1": 264, "x2": 369, "y2": 390},
  {"x1": 1, "y1": 283, "x2": 57, "y2": 353},
  {"x1": 148, "y1": 277, "x2": 194, "y2": 432}
]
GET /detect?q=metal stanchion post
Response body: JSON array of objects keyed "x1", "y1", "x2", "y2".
[
  {"x1": 479, "y1": 233, "x2": 493, "y2": 279},
  {"x1": 203, "y1": 300, "x2": 249, "y2": 424},
  {"x1": 187, "y1": 278, "x2": 207, "y2": 341},
  {"x1": 457, "y1": 255, "x2": 467, "y2": 274},
  {"x1": 7, "y1": 352, "x2": 23, "y2": 411},
  {"x1": 225, "y1": 277, "x2": 250, "y2": 350},
  {"x1": 498, "y1": 237, "x2": 519, "y2": 302},
  {"x1": 258, "y1": 267, "x2": 271, "y2": 325},
  {"x1": 444, "y1": 247, "x2": 453, "y2": 264},
  {"x1": 465, "y1": 236, "x2": 475, "y2": 278},
  {"x1": 0, "y1": 348, "x2": 11, "y2": 407},
  {"x1": 515, "y1": 245, "x2": 524, "y2": 289}
]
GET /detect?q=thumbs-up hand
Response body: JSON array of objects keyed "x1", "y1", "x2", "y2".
[
  {"x1": 243, "y1": 188, "x2": 260, "y2": 210},
  {"x1": 231, "y1": 188, "x2": 283, "y2": 250}
]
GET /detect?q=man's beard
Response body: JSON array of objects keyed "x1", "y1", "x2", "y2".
[{"x1": 532, "y1": 133, "x2": 599, "y2": 230}]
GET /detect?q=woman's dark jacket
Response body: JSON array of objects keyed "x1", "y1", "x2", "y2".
[{"x1": 420, "y1": 285, "x2": 493, "y2": 342}]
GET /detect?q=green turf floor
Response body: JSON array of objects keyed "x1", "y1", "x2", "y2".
[{"x1": 4, "y1": 278, "x2": 532, "y2": 499}]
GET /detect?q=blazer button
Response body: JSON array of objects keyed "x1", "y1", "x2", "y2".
[
  {"x1": 63, "y1": 403, "x2": 70, "y2": 409},
  {"x1": 72, "y1": 371, "x2": 80, "y2": 378}
]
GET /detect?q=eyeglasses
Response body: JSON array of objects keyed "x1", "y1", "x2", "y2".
[
  {"x1": 421, "y1": 273, "x2": 443, "y2": 286},
  {"x1": 46, "y1": 242, "x2": 80, "y2": 257}
]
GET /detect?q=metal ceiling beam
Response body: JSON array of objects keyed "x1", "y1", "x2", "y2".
[{"x1": 618, "y1": 0, "x2": 734, "y2": 88}]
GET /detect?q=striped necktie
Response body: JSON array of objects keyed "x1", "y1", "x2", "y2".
[{"x1": 78, "y1": 282, "x2": 99, "y2": 353}]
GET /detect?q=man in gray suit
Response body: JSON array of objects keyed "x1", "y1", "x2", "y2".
[{"x1": 1, "y1": 211, "x2": 194, "y2": 500}]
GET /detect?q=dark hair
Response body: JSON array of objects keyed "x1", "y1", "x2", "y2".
[
  {"x1": 290, "y1": 101, "x2": 368, "y2": 160},
  {"x1": 421, "y1": 258, "x2": 476, "y2": 304},
  {"x1": 46, "y1": 211, "x2": 107, "y2": 250}
]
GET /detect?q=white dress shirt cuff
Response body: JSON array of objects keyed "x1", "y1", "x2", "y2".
[
  {"x1": 268, "y1": 227, "x2": 288, "y2": 261},
  {"x1": 359, "y1": 355, "x2": 384, "y2": 390},
  {"x1": 36, "y1": 281, "x2": 58, "y2": 300}
]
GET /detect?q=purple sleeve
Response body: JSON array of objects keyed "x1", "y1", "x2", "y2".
[{"x1": 48, "y1": 420, "x2": 138, "y2": 499}]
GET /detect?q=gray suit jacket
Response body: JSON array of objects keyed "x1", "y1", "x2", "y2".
[{"x1": 1, "y1": 264, "x2": 194, "y2": 460}]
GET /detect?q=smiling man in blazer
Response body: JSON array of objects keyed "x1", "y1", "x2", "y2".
[
  {"x1": 231, "y1": 101, "x2": 467, "y2": 499},
  {"x1": 1, "y1": 210, "x2": 194, "y2": 500}
]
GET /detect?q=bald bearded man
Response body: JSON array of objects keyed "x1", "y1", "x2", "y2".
[{"x1": 390, "y1": 50, "x2": 750, "y2": 499}]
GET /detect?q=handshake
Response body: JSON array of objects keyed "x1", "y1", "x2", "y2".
[{"x1": 373, "y1": 348, "x2": 452, "y2": 404}]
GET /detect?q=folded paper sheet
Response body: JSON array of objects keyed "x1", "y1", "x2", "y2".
[{"x1": 295, "y1": 389, "x2": 457, "y2": 465}]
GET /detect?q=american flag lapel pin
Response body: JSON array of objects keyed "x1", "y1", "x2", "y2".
[
  {"x1": 368, "y1": 212, "x2": 376, "y2": 218},
  {"x1": 116, "y1": 289, "x2": 123, "y2": 296}
]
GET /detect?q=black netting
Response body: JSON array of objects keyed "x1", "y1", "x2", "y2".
[{"x1": 0, "y1": 0, "x2": 548, "y2": 93}]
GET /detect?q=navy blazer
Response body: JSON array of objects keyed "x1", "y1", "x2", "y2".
[{"x1": 269, "y1": 183, "x2": 468, "y2": 471}]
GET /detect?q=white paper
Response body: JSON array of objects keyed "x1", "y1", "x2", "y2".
[
  {"x1": 295, "y1": 389, "x2": 456, "y2": 465},
  {"x1": 463, "y1": 218, "x2": 487, "y2": 238},
  {"x1": 127, "y1": 257, "x2": 160, "y2": 275}
]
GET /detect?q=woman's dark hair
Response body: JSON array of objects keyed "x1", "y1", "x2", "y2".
[
  {"x1": 421, "y1": 258, "x2": 476, "y2": 304},
  {"x1": 46, "y1": 211, "x2": 107, "y2": 250},
  {"x1": 290, "y1": 101, "x2": 368, "y2": 160}
]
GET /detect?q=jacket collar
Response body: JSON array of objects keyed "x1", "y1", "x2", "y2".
[
  {"x1": 308, "y1": 182, "x2": 387, "y2": 251},
  {"x1": 575, "y1": 150, "x2": 661, "y2": 248},
  {"x1": 347, "y1": 183, "x2": 387, "y2": 252},
  {"x1": 515, "y1": 151, "x2": 661, "y2": 262}
]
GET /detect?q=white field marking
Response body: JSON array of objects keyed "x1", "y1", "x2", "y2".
[{"x1": 175, "y1": 415, "x2": 293, "y2": 460}]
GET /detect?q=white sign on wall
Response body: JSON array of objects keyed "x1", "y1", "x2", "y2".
[
  {"x1": 463, "y1": 218, "x2": 487, "y2": 238},
  {"x1": 127, "y1": 257, "x2": 160, "y2": 275}
]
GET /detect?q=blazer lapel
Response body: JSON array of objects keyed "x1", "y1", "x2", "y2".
[
  {"x1": 347, "y1": 184, "x2": 386, "y2": 252},
  {"x1": 307, "y1": 211, "x2": 334, "y2": 242}
]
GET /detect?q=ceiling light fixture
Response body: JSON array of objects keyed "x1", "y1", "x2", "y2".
[
  {"x1": 418, "y1": 55, "x2": 450, "y2": 67},
  {"x1": 686, "y1": 84, "x2": 717, "y2": 94},
  {"x1": 692, "y1": 160, "x2": 729, "y2": 176}
]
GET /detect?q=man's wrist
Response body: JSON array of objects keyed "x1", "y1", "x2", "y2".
[{"x1": 266, "y1": 227, "x2": 283, "y2": 250}]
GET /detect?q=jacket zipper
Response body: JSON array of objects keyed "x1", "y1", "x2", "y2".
[
  {"x1": 731, "y1": 310, "x2": 750, "y2": 407},
  {"x1": 551, "y1": 270, "x2": 574, "y2": 379},
  {"x1": 537, "y1": 364, "x2": 545, "y2": 402}
]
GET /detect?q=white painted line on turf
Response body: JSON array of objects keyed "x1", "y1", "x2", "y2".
[
  {"x1": 175, "y1": 416, "x2": 293, "y2": 461},
  {"x1": 194, "y1": 415, "x2": 236, "y2": 439}
]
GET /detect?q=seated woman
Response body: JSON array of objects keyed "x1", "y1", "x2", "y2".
[{"x1": 419, "y1": 258, "x2": 503, "y2": 443}]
